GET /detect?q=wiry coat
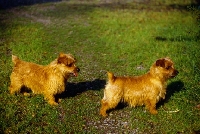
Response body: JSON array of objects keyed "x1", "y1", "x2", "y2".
[
  {"x1": 100, "y1": 58, "x2": 178, "y2": 117},
  {"x1": 9, "y1": 53, "x2": 80, "y2": 105}
]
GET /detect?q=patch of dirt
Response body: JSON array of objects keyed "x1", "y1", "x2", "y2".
[
  {"x1": 84, "y1": 109, "x2": 141, "y2": 133},
  {"x1": 9, "y1": 5, "x2": 55, "y2": 26}
]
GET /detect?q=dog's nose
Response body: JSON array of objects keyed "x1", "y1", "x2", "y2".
[
  {"x1": 77, "y1": 68, "x2": 80, "y2": 72},
  {"x1": 176, "y1": 70, "x2": 179, "y2": 75},
  {"x1": 174, "y1": 70, "x2": 179, "y2": 76}
]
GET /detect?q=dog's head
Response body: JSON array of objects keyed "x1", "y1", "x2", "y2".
[
  {"x1": 150, "y1": 57, "x2": 178, "y2": 80},
  {"x1": 50, "y1": 53, "x2": 80, "y2": 77}
]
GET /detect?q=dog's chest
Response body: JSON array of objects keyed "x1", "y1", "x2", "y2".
[{"x1": 150, "y1": 79, "x2": 166, "y2": 99}]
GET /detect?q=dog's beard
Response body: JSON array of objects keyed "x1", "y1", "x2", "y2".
[{"x1": 72, "y1": 72, "x2": 78, "y2": 77}]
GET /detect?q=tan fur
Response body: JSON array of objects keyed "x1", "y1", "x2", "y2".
[
  {"x1": 100, "y1": 58, "x2": 178, "y2": 117},
  {"x1": 9, "y1": 53, "x2": 80, "y2": 105}
]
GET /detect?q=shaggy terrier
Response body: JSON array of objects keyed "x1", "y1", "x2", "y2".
[
  {"x1": 9, "y1": 53, "x2": 80, "y2": 105},
  {"x1": 100, "y1": 58, "x2": 178, "y2": 117}
]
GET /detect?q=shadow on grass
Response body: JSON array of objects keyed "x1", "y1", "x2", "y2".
[
  {"x1": 59, "y1": 79, "x2": 106, "y2": 98},
  {"x1": 0, "y1": 0, "x2": 61, "y2": 9},
  {"x1": 157, "y1": 80, "x2": 185, "y2": 108},
  {"x1": 1, "y1": 0, "x2": 199, "y2": 10},
  {"x1": 155, "y1": 36, "x2": 200, "y2": 42}
]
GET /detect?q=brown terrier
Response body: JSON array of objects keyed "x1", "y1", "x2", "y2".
[
  {"x1": 100, "y1": 58, "x2": 178, "y2": 117},
  {"x1": 9, "y1": 53, "x2": 80, "y2": 105}
]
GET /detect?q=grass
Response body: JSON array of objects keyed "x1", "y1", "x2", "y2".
[{"x1": 0, "y1": 0, "x2": 200, "y2": 133}]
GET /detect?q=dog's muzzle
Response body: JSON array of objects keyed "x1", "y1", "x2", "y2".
[
  {"x1": 73, "y1": 67, "x2": 80, "y2": 77},
  {"x1": 171, "y1": 70, "x2": 179, "y2": 78}
]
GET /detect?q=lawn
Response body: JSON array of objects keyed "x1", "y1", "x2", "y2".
[{"x1": 0, "y1": 0, "x2": 200, "y2": 133}]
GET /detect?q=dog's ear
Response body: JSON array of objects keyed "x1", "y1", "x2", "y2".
[
  {"x1": 59, "y1": 52, "x2": 65, "y2": 57},
  {"x1": 156, "y1": 59, "x2": 165, "y2": 68},
  {"x1": 57, "y1": 53, "x2": 75, "y2": 66},
  {"x1": 58, "y1": 53, "x2": 67, "y2": 64}
]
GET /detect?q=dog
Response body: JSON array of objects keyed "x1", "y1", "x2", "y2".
[
  {"x1": 9, "y1": 53, "x2": 80, "y2": 105},
  {"x1": 100, "y1": 57, "x2": 178, "y2": 117}
]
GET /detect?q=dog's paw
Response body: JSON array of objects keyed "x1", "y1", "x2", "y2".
[{"x1": 150, "y1": 109, "x2": 158, "y2": 115}]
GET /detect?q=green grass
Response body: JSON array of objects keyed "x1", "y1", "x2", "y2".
[{"x1": 0, "y1": 0, "x2": 200, "y2": 133}]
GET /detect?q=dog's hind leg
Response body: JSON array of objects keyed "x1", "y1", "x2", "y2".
[
  {"x1": 100, "y1": 99, "x2": 109, "y2": 117},
  {"x1": 100, "y1": 85, "x2": 123, "y2": 117},
  {"x1": 9, "y1": 84, "x2": 22, "y2": 94},
  {"x1": 100, "y1": 94, "x2": 121, "y2": 117},
  {"x1": 9, "y1": 75, "x2": 23, "y2": 94}
]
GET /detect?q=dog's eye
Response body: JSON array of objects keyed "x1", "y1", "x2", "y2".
[
  {"x1": 166, "y1": 66, "x2": 170, "y2": 70},
  {"x1": 68, "y1": 63, "x2": 73, "y2": 67}
]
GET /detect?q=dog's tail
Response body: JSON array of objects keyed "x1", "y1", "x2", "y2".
[
  {"x1": 12, "y1": 55, "x2": 20, "y2": 65},
  {"x1": 107, "y1": 72, "x2": 116, "y2": 83}
]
